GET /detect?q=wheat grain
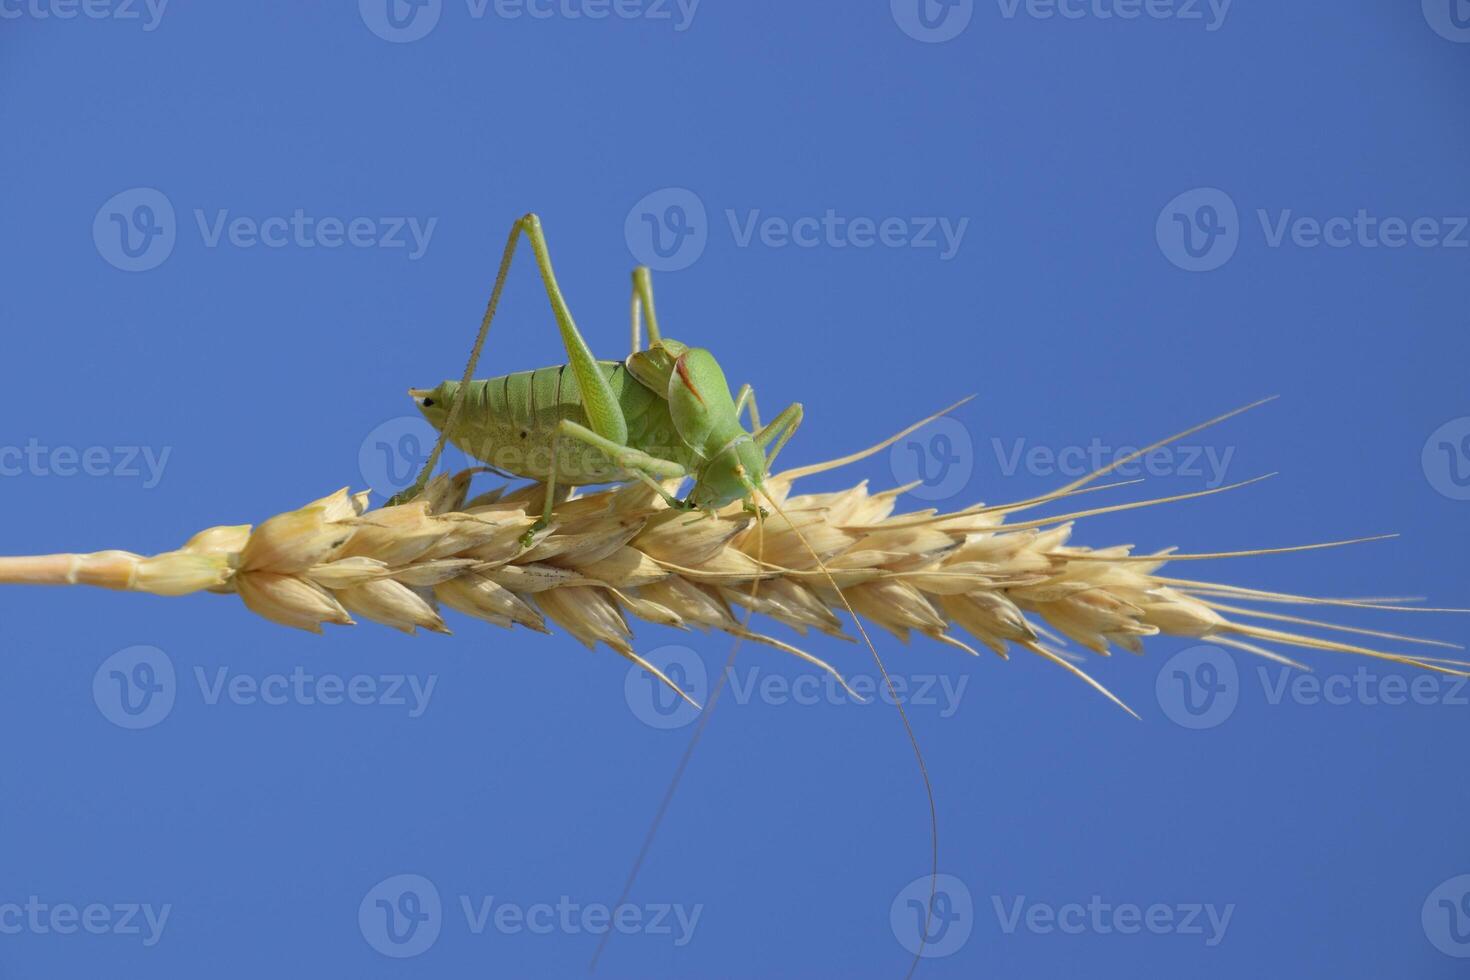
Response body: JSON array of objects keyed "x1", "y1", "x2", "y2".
[{"x1": 0, "y1": 453, "x2": 1462, "y2": 714}]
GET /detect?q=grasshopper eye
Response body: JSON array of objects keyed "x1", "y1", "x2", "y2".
[{"x1": 422, "y1": 397, "x2": 435, "y2": 407}]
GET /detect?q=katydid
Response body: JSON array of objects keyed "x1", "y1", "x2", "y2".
[
  {"x1": 402, "y1": 214, "x2": 940, "y2": 970},
  {"x1": 403, "y1": 213, "x2": 802, "y2": 546}
]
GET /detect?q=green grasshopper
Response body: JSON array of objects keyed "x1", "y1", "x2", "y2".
[
  {"x1": 402, "y1": 214, "x2": 941, "y2": 969},
  {"x1": 403, "y1": 213, "x2": 802, "y2": 543}
]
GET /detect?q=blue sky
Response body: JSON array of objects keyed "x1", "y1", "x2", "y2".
[{"x1": 1, "y1": 2, "x2": 1468, "y2": 976}]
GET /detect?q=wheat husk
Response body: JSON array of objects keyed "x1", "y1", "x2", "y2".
[{"x1": 0, "y1": 445, "x2": 1463, "y2": 715}]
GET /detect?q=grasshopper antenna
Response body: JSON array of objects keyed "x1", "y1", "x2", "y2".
[
  {"x1": 746, "y1": 475, "x2": 939, "y2": 979},
  {"x1": 589, "y1": 494, "x2": 768, "y2": 974}
]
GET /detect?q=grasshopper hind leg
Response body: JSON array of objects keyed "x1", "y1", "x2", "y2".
[
  {"x1": 519, "y1": 418, "x2": 691, "y2": 548},
  {"x1": 629, "y1": 266, "x2": 662, "y2": 354},
  {"x1": 404, "y1": 212, "x2": 632, "y2": 504}
]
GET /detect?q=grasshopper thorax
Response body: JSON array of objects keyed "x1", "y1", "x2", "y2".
[{"x1": 628, "y1": 340, "x2": 765, "y2": 511}]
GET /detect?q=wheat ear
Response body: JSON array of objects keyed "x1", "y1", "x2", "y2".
[{"x1": 0, "y1": 447, "x2": 1462, "y2": 715}]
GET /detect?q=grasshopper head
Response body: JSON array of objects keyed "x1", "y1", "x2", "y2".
[
  {"x1": 409, "y1": 382, "x2": 457, "y2": 432},
  {"x1": 660, "y1": 347, "x2": 771, "y2": 511},
  {"x1": 687, "y1": 435, "x2": 767, "y2": 512}
]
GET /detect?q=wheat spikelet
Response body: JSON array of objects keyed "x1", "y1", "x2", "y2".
[{"x1": 1, "y1": 448, "x2": 1463, "y2": 715}]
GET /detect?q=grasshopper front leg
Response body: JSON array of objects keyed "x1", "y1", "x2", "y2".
[
  {"x1": 754, "y1": 402, "x2": 803, "y2": 472},
  {"x1": 733, "y1": 384, "x2": 762, "y2": 431}
]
